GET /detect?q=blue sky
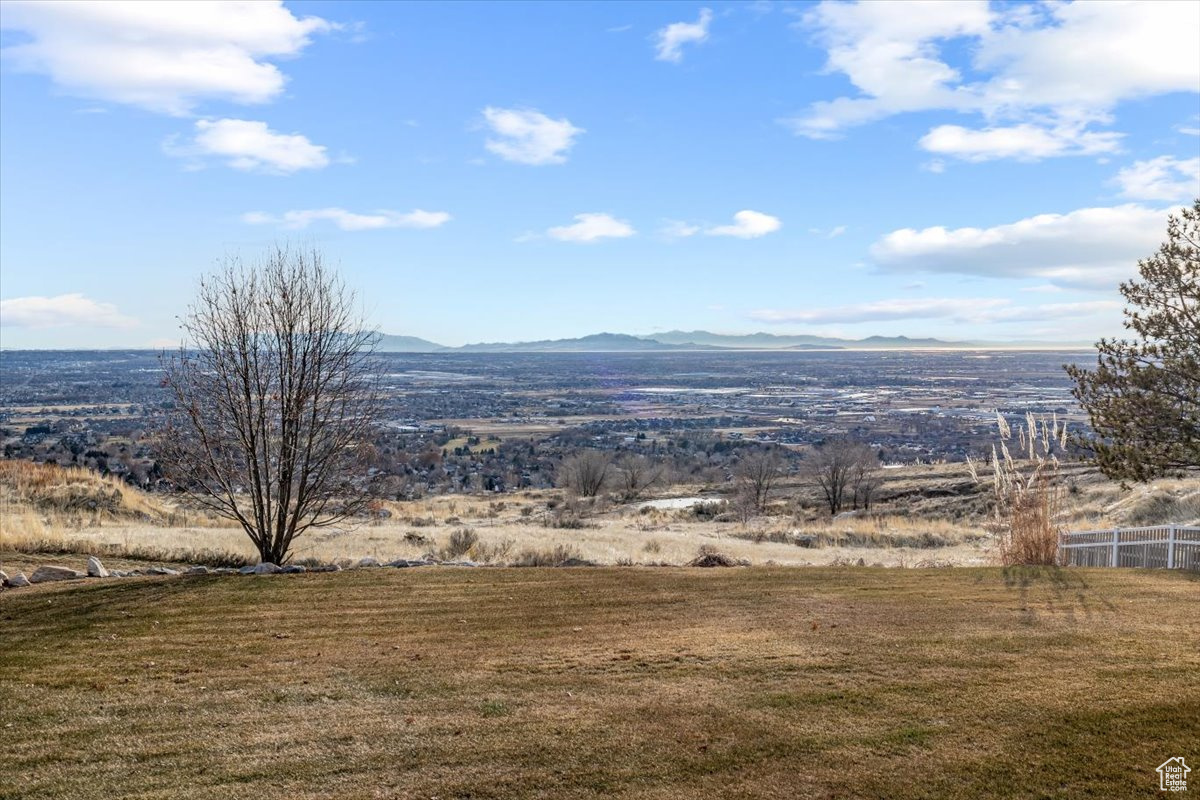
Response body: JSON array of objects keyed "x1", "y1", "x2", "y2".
[{"x1": 1, "y1": 0, "x2": 1198, "y2": 348}]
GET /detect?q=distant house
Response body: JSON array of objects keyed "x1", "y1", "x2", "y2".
[{"x1": 1158, "y1": 757, "x2": 1190, "y2": 792}]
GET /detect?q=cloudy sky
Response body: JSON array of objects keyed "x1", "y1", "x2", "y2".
[{"x1": 1, "y1": 0, "x2": 1198, "y2": 348}]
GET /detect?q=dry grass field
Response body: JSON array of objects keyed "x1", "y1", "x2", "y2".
[
  {"x1": 2, "y1": 566, "x2": 1197, "y2": 799},
  {"x1": 3, "y1": 459, "x2": 1197, "y2": 571}
]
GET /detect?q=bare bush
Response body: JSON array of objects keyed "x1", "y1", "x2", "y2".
[
  {"x1": 615, "y1": 454, "x2": 663, "y2": 501},
  {"x1": 441, "y1": 528, "x2": 479, "y2": 559},
  {"x1": 736, "y1": 449, "x2": 780, "y2": 514},
  {"x1": 559, "y1": 451, "x2": 611, "y2": 498}
]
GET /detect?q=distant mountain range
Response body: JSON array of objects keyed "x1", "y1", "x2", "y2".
[{"x1": 372, "y1": 330, "x2": 1091, "y2": 353}]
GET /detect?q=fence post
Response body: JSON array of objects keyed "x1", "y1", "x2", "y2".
[
  {"x1": 1111, "y1": 528, "x2": 1120, "y2": 567},
  {"x1": 1167, "y1": 525, "x2": 1176, "y2": 569}
]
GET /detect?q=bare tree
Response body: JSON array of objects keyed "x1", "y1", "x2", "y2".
[
  {"x1": 736, "y1": 449, "x2": 780, "y2": 514},
  {"x1": 615, "y1": 453, "x2": 663, "y2": 501},
  {"x1": 805, "y1": 439, "x2": 874, "y2": 515},
  {"x1": 849, "y1": 447, "x2": 882, "y2": 510},
  {"x1": 159, "y1": 246, "x2": 380, "y2": 565},
  {"x1": 559, "y1": 450, "x2": 611, "y2": 498}
]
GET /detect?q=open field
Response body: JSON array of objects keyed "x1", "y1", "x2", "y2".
[
  {"x1": 3, "y1": 459, "x2": 1198, "y2": 571},
  {"x1": 2, "y1": 567, "x2": 1197, "y2": 799}
]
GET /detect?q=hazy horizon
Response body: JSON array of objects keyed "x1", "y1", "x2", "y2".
[{"x1": 1, "y1": 1, "x2": 1198, "y2": 349}]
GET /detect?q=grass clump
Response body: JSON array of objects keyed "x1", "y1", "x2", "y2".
[{"x1": 509, "y1": 544, "x2": 590, "y2": 567}]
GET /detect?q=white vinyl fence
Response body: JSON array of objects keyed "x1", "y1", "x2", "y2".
[{"x1": 1058, "y1": 525, "x2": 1200, "y2": 570}]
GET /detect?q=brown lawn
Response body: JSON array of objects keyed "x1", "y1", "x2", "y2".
[{"x1": 1, "y1": 566, "x2": 1197, "y2": 799}]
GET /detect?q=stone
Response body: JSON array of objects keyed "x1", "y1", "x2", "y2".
[
  {"x1": 7, "y1": 572, "x2": 31, "y2": 588},
  {"x1": 147, "y1": 567, "x2": 179, "y2": 576},
  {"x1": 356, "y1": 557, "x2": 380, "y2": 568},
  {"x1": 309, "y1": 564, "x2": 341, "y2": 573},
  {"x1": 238, "y1": 565, "x2": 257, "y2": 575},
  {"x1": 0, "y1": 570, "x2": 8, "y2": 586},
  {"x1": 29, "y1": 565, "x2": 86, "y2": 583},
  {"x1": 252, "y1": 562, "x2": 282, "y2": 575},
  {"x1": 213, "y1": 567, "x2": 238, "y2": 575},
  {"x1": 280, "y1": 565, "x2": 306, "y2": 574},
  {"x1": 185, "y1": 565, "x2": 210, "y2": 575},
  {"x1": 87, "y1": 556, "x2": 109, "y2": 578},
  {"x1": 111, "y1": 570, "x2": 127, "y2": 578}
]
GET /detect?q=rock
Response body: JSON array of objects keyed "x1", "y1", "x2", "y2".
[
  {"x1": 87, "y1": 556, "x2": 109, "y2": 578},
  {"x1": 7, "y1": 572, "x2": 31, "y2": 588},
  {"x1": 147, "y1": 567, "x2": 179, "y2": 576},
  {"x1": 281, "y1": 565, "x2": 306, "y2": 574},
  {"x1": 29, "y1": 565, "x2": 86, "y2": 583},
  {"x1": 111, "y1": 570, "x2": 127, "y2": 578},
  {"x1": 238, "y1": 565, "x2": 257, "y2": 574},
  {"x1": 445, "y1": 560, "x2": 479, "y2": 567},
  {"x1": 356, "y1": 557, "x2": 380, "y2": 568},
  {"x1": 213, "y1": 567, "x2": 238, "y2": 575},
  {"x1": 252, "y1": 562, "x2": 282, "y2": 575},
  {"x1": 185, "y1": 565, "x2": 210, "y2": 575},
  {"x1": 309, "y1": 563, "x2": 341, "y2": 573},
  {"x1": 0, "y1": 570, "x2": 8, "y2": 586}
]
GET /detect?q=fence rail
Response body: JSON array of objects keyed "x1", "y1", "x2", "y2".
[{"x1": 1059, "y1": 525, "x2": 1200, "y2": 569}]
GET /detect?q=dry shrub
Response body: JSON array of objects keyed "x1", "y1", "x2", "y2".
[
  {"x1": 7, "y1": 536, "x2": 253, "y2": 568},
  {"x1": 969, "y1": 412, "x2": 1065, "y2": 566},
  {"x1": 0, "y1": 460, "x2": 164, "y2": 521},
  {"x1": 687, "y1": 544, "x2": 745, "y2": 568},
  {"x1": 509, "y1": 544, "x2": 590, "y2": 567},
  {"x1": 469, "y1": 537, "x2": 514, "y2": 564},
  {"x1": 996, "y1": 471, "x2": 1062, "y2": 567},
  {"x1": 440, "y1": 528, "x2": 479, "y2": 559}
]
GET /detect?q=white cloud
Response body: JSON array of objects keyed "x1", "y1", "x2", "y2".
[
  {"x1": 0, "y1": 293, "x2": 137, "y2": 328},
  {"x1": 243, "y1": 208, "x2": 451, "y2": 231},
  {"x1": 707, "y1": 210, "x2": 782, "y2": 239},
  {"x1": 654, "y1": 8, "x2": 713, "y2": 63},
  {"x1": 787, "y1": 1, "x2": 1200, "y2": 160},
  {"x1": 1114, "y1": 156, "x2": 1200, "y2": 201},
  {"x1": 0, "y1": 0, "x2": 333, "y2": 116},
  {"x1": 749, "y1": 297, "x2": 1120, "y2": 325},
  {"x1": 660, "y1": 220, "x2": 701, "y2": 239},
  {"x1": 784, "y1": 0, "x2": 992, "y2": 138},
  {"x1": 546, "y1": 213, "x2": 635, "y2": 243},
  {"x1": 482, "y1": 107, "x2": 584, "y2": 166},
  {"x1": 919, "y1": 123, "x2": 1122, "y2": 162},
  {"x1": 166, "y1": 118, "x2": 330, "y2": 173},
  {"x1": 871, "y1": 204, "x2": 1177, "y2": 289}
]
